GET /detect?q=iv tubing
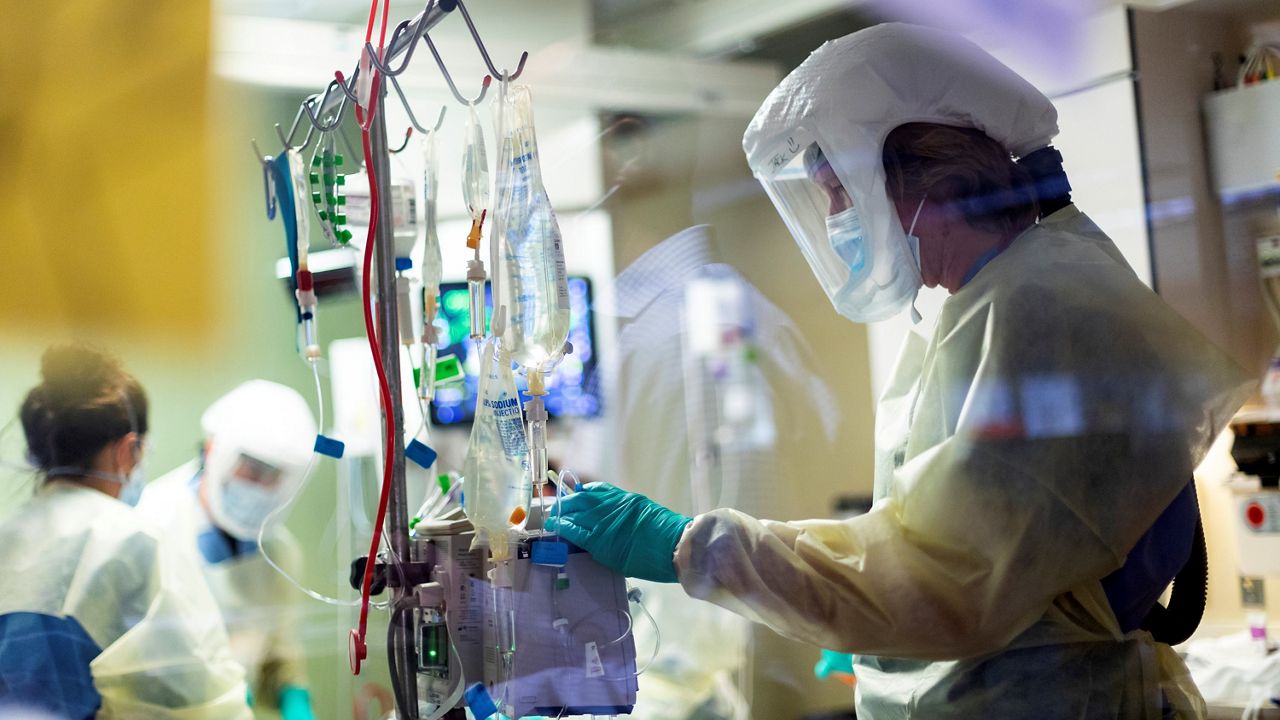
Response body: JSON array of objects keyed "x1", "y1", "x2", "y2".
[
  {"x1": 256, "y1": 364, "x2": 390, "y2": 608},
  {"x1": 349, "y1": 0, "x2": 396, "y2": 668}
]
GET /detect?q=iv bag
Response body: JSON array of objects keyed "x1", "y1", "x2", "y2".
[
  {"x1": 491, "y1": 85, "x2": 570, "y2": 375},
  {"x1": 462, "y1": 103, "x2": 489, "y2": 223},
  {"x1": 420, "y1": 129, "x2": 443, "y2": 297},
  {"x1": 462, "y1": 336, "x2": 530, "y2": 559},
  {"x1": 286, "y1": 148, "x2": 311, "y2": 265}
]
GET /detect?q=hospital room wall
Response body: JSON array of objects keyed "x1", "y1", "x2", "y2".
[
  {"x1": 603, "y1": 114, "x2": 873, "y2": 718},
  {"x1": 1133, "y1": 5, "x2": 1280, "y2": 632},
  {"x1": 0, "y1": 81, "x2": 370, "y2": 717}
]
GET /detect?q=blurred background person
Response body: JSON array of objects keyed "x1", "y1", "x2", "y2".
[
  {"x1": 139, "y1": 380, "x2": 318, "y2": 720},
  {"x1": 0, "y1": 343, "x2": 250, "y2": 719}
]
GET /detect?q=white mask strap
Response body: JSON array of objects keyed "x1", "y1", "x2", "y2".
[
  {"x1": 907, "y1": 195, "x2": 927, "y2": 325},
  {"x1": 907, "y1": 195, "x2": 927, "y2": 237}
]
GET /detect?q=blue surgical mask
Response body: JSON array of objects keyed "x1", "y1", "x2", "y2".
[
  {"x1": 45, "y1": 463, "x2": 146, "y2": 507},
  {"x1": 825, "y1": 205, "x2": 868, "y2": 279},
  {"x1": 118, "y1": 461, "x2": 146, "y2": 507},
  {"x1": 216, "y1": 477, "x2": 280, "y2": 540}
]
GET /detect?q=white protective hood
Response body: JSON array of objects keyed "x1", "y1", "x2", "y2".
[{"x1": 743, "y1": 23, "x2": 1060, "y2": 322}]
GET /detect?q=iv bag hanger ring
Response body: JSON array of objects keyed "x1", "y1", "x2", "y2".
[
  {"x1": 275, "y1": 103, "x2": 317, "y2": 152},
  {"x1": 451, "y1": 0, "x2": 528, "y2": 82},
  {"x1": 302, "y1": 81, "x2": 352, "y2": 133},
  {"x1": 363, "y1": 0, "x2": 436, "y2": 78},
  {"x1": 333, "y1": 70, "x2": 362, "y2": 104},
  {"x1": 250, "y1": 139, "x2": 276, "y2": 220},
  {"x1": 420, "y1": 28, "x2": 492, "y2": 105},
  {"x1": 387, "y1": 73, "x2": 448, "y2": 135},
  {"x1": 389, "y1": 127, "x2": 414, "y2": 154}
]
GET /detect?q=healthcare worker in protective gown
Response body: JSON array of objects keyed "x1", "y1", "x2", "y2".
[
  {"x1": 138, "y1": 380, "x2": 317, "y2": 720},
  {"x1": 0, "y1": 344, "x2": 251, "y2": 719},
  {"x1": 547, "y1": 24, "x2": 1254, "y2": 719}
]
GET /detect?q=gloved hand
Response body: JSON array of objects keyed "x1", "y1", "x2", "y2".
[
  {"x1": 279, "y1": 685, "x2": 316, "y2": 720},
  {"x1": 544, "y1": 482, "x2": 692, "y2": 583}
]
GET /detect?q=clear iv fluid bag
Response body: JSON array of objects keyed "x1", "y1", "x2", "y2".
[
  {"x1": 492, "y1": 85, "x2": 570, "y2": 374},
  {"x1": 462, "y1": 337, "x2": 530, "y2": 558},
  {"x1": 287, "y1": 148, "x2": 311, "y2": 265},
  {"x1": 420, "y1": 130, "x2": 443, "y2": 296},
  {"x1": 462, "y1": 103, "x2": 490, "y2": 222}
]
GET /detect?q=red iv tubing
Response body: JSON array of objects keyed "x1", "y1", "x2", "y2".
[{"x1": 347, "y1": 0, "x2": 393, "y2": 675}]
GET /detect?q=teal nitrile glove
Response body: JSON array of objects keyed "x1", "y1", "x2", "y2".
[
  {"x1": 544, "y1": 482, "x2": 692, "y2": 583},
  {"x1": 279, "y1": 685, "x2": 315, "y2": 720},
  {"x1": 814, "y1": 649, "x2": 855, "y2": 680}
]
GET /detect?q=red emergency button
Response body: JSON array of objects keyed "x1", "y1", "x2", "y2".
[{"x1": 1246, "y1": 502, "x2": 1266, "y2": 529}]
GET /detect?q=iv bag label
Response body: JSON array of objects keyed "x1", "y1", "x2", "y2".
[
  {"x1": 1259, "y1": 235, "x2": 1280, "y2": 279},
  {"x1": 485, "y1": 395, "x2": 530, "y2": 470},
  {"x1": 553, "y1": 227, "x2": 569, "y2": 310},
  {"x1": 584, "y1": 641, "x2": 605, "y2": 678}
]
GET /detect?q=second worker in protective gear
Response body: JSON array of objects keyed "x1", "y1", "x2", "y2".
[
  {"x1": 548, "y1": 23, "x2": 1253, "y2": 719},
  {"x1": 0, "y1": 344, "x2": 251, "y2": 719},
  {"x1": 138, "y1": 380, "x2": 318, "y2": 720}
]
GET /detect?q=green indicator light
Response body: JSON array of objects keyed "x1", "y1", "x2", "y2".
[
  {"x1": 442, "y1": 289, "x2": 469, "y2": 313},
  {"x1": 435, "y1": 355, "x2": 464, "y2": 383}
]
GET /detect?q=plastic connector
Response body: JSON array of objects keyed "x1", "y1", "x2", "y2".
[
  {"x1": 314, "y1": 435, "x2": 346, "y2": 459},
  {"x1": 356, "y1": 49, "x2": 373, "y2": 111},
  {"x1": 396, "y1": 275, "x2": 414, "y2": 345},
  {"x1": 405, "y1": 439, "x2": 437, "y2": 469},
  {"x1": 464, "y1": 683, "x2": 498, "y2": 720},
  {"x1": 416, "y1": 582, "x2": 445, "y2": 607},
  {"x1": 296, "y1": 270, "x2": 317, "y2": 312},
  {"x1": 531, "y1": 539, "x2": 568, "y2": 567},
  {"x1": 465, "y1": 209, "x2": 487, "y2": 251},
  {"x1": 349, "y1": 629, "x2": 367, "y2": 674}
]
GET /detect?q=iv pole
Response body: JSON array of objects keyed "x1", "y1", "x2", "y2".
[{"x1": 269, "y1": 1, "x2": 523, "y2": 715}]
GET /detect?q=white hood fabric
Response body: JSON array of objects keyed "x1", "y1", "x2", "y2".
[
  {"x1": 201, "y1": 380, "x2": 317, "y2": 540},
  {"x1": 742, "y1": 22, "x2": 1060, "y2": 322}
]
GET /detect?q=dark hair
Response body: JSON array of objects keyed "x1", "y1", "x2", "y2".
[
  {"x1": 19, "y1": 344, "x2": 148, "y2": 472},
  {"x1": 882, "y1": 122, "x2": 1039, "y2": 238}
]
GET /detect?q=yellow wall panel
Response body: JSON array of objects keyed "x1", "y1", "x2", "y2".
[{"x1": 0, "y1": 0, "x2": 212, "y2": 340}]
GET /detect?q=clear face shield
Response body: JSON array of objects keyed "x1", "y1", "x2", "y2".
[
  {"x1": 205, "y1": 442, "x2": 302, "y2": 540},
  {"x1": 753, "y1": 137, "x2": 922, "y2": 323}
]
